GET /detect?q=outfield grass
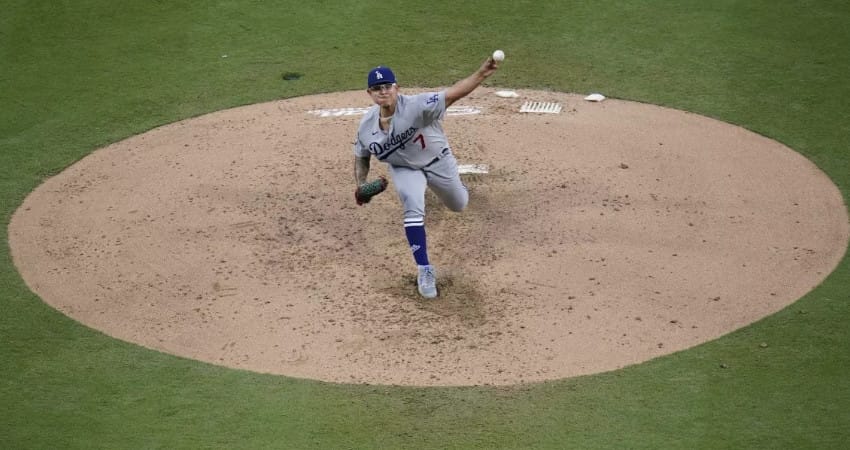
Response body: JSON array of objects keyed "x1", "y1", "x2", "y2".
[{"x1": 2, "y1": 1, "x2": 849, "y2": 448}]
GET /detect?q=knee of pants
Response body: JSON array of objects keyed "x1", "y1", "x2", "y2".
[{"x1": 443, "y1": 190, "x2": 469, "y2": 212}]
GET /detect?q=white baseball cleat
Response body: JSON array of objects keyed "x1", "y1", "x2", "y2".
[{"x1": 417, "y1": 265, "x2": 438, "y2": 299}]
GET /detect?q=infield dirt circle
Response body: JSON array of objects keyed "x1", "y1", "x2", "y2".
[{"x1": 9, "y1": 88, "x2": 849, "y2": 386}]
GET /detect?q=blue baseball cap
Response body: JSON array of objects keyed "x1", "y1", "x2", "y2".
[{"x1": 367, "y1": 66, "x2": 396, "y2": 88}]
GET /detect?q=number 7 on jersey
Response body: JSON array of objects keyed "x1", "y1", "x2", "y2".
[{"x1": 414, "y1": 134, "x2": 426, "y2": 150}]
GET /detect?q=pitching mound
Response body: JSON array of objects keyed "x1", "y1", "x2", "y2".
[{"x1": 9, "y1": 88, "x2": 848, "y2": 386}]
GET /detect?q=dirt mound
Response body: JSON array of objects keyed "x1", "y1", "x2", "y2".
[{"x1": 9, "y1": 88, "x2": 848, "y2": 386}]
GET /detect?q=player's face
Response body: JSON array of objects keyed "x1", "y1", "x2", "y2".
[{"x1": 367, "y1": 83, "x2": 398, "y2": 107}]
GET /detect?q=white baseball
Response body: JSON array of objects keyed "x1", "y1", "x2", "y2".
[{"x1": 492, "y1": 50, "x2": 505, "y2": 62}]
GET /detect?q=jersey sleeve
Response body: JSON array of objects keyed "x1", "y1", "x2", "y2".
[
  {"x1": 415, "y1": 91, "x2": 447, "y2": 125},
  {"x1": 353, "y1": 130, "x2": 371, "y2": 158}
]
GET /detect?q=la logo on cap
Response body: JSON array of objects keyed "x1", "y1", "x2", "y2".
[{"x1": 368, "y1": 66, "x2": 396, "y2": 87}]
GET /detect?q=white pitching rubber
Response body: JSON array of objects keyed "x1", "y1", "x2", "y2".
[{"x1": 519, "y1": 101, "x2": 562, "y2": 114}]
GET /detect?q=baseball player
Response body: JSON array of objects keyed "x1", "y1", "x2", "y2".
[{"x1": 353, "y1": 56, "x2": 499, "y2": 298}]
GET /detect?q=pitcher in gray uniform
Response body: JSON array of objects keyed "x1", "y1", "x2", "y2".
[{"x1": 353, "y1": 56, "x2": 499, "y2": 298}]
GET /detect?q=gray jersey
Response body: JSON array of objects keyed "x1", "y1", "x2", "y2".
[{"x1": 354, "y1": 91, "x2": 449, "y2": 169}]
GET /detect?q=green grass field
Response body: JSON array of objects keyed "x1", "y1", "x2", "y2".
[{"x1": 2, "y1": 1, "x2": 849, "y2": 448}]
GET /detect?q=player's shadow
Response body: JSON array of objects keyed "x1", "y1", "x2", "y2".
[{"x1": 394, "y1": 268, "x2": 489, "y2": 328}]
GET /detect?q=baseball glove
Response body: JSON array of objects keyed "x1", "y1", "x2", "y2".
[{"x1": 355, "y1": 176, "x2": 388, "y2": 205}]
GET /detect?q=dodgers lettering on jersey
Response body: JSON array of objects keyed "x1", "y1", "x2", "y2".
[
  {"x1": 368, "y1": 126, "x2": 418, "y2": 157},
  {"x1": 354, "y1": 92, "x2": 449, "y2": 169}
]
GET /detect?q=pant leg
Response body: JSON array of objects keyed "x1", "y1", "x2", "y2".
[
  {"x1": 424, "y1": 152, "x2": 468, "y2": 212},
  {"x1": 388, "y1": 164, "x2": 431, "y2": 266},
  {"x1": 387, "y1": 164, "x2": 427, "y2": 219}
]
